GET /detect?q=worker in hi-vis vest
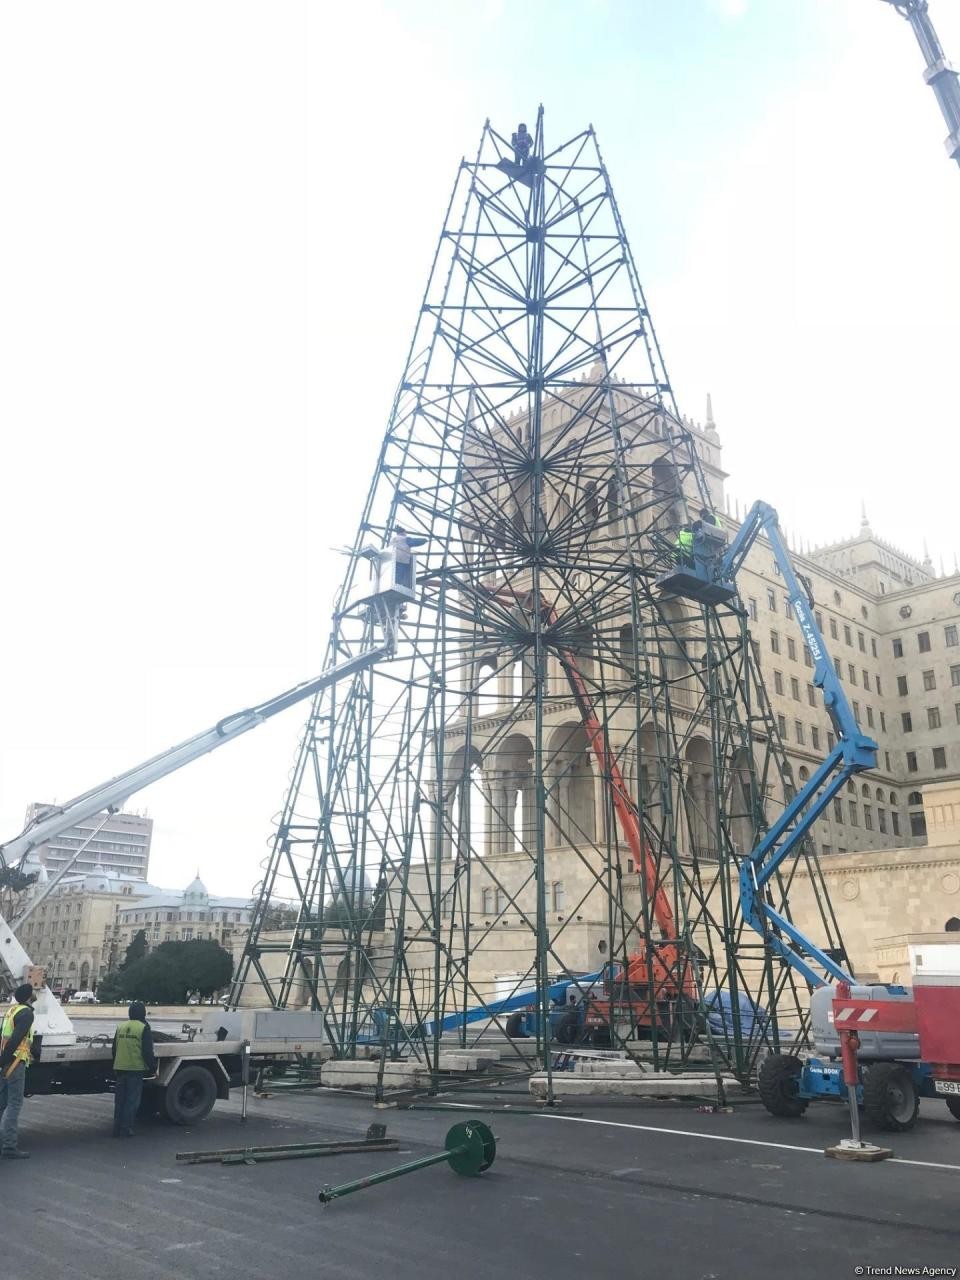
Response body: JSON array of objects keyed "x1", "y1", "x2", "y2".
[
  {"x1": 111, "y1": 1000, "x2": 157, "y2": 1137},
  {"x1": 0, "y1": 982, "x2": 37, "y2": 1158}
]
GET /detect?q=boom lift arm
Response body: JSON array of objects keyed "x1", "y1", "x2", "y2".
[
  {"x1": 662, "y1": 501, "x2": 876, "y2": 989},
  {"x1": 0, "y1": 546, "x2": 416, "y2": 1042}
]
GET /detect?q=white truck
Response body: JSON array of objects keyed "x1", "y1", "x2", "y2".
[{"x1": 0, "y1": 546, "x2": 417, "y2": 1123}]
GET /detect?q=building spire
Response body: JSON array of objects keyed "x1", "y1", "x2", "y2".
[{"x1": 705, "y1": 392, "x2": 714, "y2": 427}]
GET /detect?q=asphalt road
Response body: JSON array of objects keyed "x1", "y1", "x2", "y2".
[{"x1": 6, "y1": 1087, "x2": 959, "y2": 1280}]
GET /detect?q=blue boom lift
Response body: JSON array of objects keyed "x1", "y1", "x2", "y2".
[{"x1": 658, "y1": 501, "x2": 948, "y2": 1132}]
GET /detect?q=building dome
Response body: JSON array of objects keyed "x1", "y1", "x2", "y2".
[{"x1": 183, "y1": 871, "x2": 209, "y2": 904}]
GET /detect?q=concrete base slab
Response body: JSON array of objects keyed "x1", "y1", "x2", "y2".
[
  {"x1": 824, "y1": 1142, "x2": 893, "y2": 1162},
  {"x1": 322, "y1": 1061, "x2": 428, "y2": 1089},
  {"x1": 529, "y1": 1073, "x2": 746, "y2": 1100}
]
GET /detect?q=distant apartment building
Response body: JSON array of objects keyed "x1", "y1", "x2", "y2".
[{"x1": 23, "y1": 805, "x2": 153, "y2": 880}]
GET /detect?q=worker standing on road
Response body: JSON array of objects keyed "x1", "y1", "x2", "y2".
[
  {"x1": 0, "y1": 983, "x2": 37, "y2": 1159},
  {"x1": 111, "y1": 1000, "x2": 157, "y2": 1138}
]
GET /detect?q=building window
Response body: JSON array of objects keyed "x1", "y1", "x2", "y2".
[
  {"x1": 892, "y1": 811, "x2": 900, "y2": 837},
  {"x1": 864, "y1": 805, "x2": 873, "y2": 831},
  {"x1": 906, "y1": 751, "x2": 918, "y2": 772},
  {"x1": 848, "y1": 801, "x2": 858, "y2": 827},
  {"x1": 834, "y1": 658, "x2": 842, "y2": 678},
  {"x1": 495, "y1": 888, "x2": 507, "y2": 914},
  {"x1": 791, "y1": 677, "x2": 800, "y2": 701},
  {"x1": 811, "y1": 726, "x2": 820, "y2": 751},
  {"x1": 918, "y1": 632, "x2": 931, "y2": 653},
  {"x1": 876, "y1": 676, "x2": 882, "y2": 696},
  {"x1": 897, "y1": 675, "x2": 908, "y2": 696},
  {"x1": 774, "y1": 671, "x2": 784, "y2": 695},
  {"x1": 880, "y1": 711, "x2": 887, "y2": 733},
  {"x1": 928, "y1": 707, "x2": 941, "y2": 729},
  {"x1": 956, "y1": 703, "x2": 960, "y2": 725},
  {"x1": 878, "y1": 808, "x2": 887, "y2": 834},
  {"x1": 871, "y1": 638, "x2": 877, "y2": 658},
  {"x1": 767, "y1": 588, "x2": 776, "y2": 611},
  {"x1": 807, "y1": 684, "x2": 816, "y2": 707},
  {"x1": 794, "y1": 720, "x2": 804, "y2": 745},
  {"x1": 843, "y1": 625, "x2": 852, "y2": 647},
  {"x1": 783, "y1": 594, "x2": 791, "y2": 614},
  {"x1": 857, "y1": 631, "x2": 865, "y2": 653},
  {"x1": 853, "y1": 700, "x2": 860, "y2": 720},
  {"x1": 771, "y1": 631, "x2": 781, "y2": 655},
  {"x1": 923, "y1": 670, "x2": 936, "y2": 691},
  {"x1": 787, "y1": 638, "x2": 797, "y2": 662},
  {"x1": 822, "y1": 844, "x2": 833, "y2": 856},
  {"x1": 866, "y1": 706, "x2": 874, "y2": 728},
  {"x1": 749, "y1": 597, "x2": 758, "y2": 622},
  {"x1": 848, "y1": 665, "x2": 857, "y2": 685},
  {"x1": 815, "y1": 611, "x2": 824, "y2": 631},
  {"x1": 182, "y1": 928, "x2": 193, "y2": 941},
  {"x1": 552, "y1": 882, "x2": 565, "y2": 911},
  {"x1": 902, "y1": 712, "x2": 913, "y2": 733},
  {"x1": 892, "y1": 638, "x2": 903, "y2": 659},
  {"x1": 482, "y1": 888, "x2": 493, "y2": 914},
  {"x1": 828, "y1": 732, "x2": 836, "y2": 750},
  {"x1": 833, "y1": 798, "x2": 843, "y2": 824},
  {"x1": 946, "y1": 625, "x2": 959, "y2": 648},
  {"x1": 933, "y1": 746, "x2": 947, "y2": 769},
  {"x1": 777, "y1": 714, "x2": 787, "y2": 737},
  {"x1": 861, "y1": 669, "x2": 868, "y2": 689},
  {"x1": 803, "y1": 646, "x2": 813, "y2": 669},
  {"x1": 909, "y1": 810, "x2": 927, "y2": 838},
  {"x1": 829, "y1": 618, "x2": 838, "y2": 640},
  {"x1": 952, "y1": 665, "x2": 960, "y2": 687}
]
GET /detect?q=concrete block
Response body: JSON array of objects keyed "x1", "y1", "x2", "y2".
[
  {"x1": 528, "y1": 1073, "x2": 746, "y2": 1100},
  {"x1": 321, "y1": 1060, "x2": 426, "y2": 1089}
]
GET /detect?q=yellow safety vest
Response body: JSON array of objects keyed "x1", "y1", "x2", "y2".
[
  {"x1": 1, "y1": 1003, "x2": 34, "y2": 1068},
  {"x1": 676, "y1": 529, "x2": 694, "y2": 552}
]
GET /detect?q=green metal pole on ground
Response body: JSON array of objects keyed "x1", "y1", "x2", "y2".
[{"x1": 318, "y1": 1121, "x2": 496, "y2": 1204}]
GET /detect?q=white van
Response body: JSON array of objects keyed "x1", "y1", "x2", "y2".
[{"x1": 70, "y1": 991, "x2": 99, "y2": 1005}]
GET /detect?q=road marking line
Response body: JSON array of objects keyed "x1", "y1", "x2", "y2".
[{"x1": 534, "y1": 1113, "x2": 960, "y2": 1172}]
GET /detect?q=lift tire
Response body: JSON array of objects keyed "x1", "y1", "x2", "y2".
[
  {"x1": 163, "y1": 1065, "x2": 218, "y2": 1126},
  {"x1": 556, "y1": 1012, "x2": 580, "y2": 1045},
  {"x1": 504, "y1": 1012, "x2": 525, "y2": 1039},
  {"x1": 863, "y1": 1062, "x2": 919, "y2": 1132},
  {"x1": 945, "y1": 1096, "x2": 960, "y2": 1122},
  {"x1": 757, "y1": 1053, "x2": 808, "y2": 1119}
]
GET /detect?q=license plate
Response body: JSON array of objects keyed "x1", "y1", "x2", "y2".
[{"x1": 935, "y1": 1080, "x2": 960, "y2": 1096}]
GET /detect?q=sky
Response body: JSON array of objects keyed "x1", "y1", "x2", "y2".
[{"x1": 0, "y1": 0, "x2": 957, "y2": 897}]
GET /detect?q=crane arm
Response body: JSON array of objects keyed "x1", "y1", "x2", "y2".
[
  {"x1": 1, "y1": 644, "x2": 391, "y2": 870},
  {"x1": 880, "y1": 0, "x2": 960, "y2": 166}
]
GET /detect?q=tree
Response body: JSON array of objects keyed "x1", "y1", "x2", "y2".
[
  {"x1": 121, "y1": 929, "x2": 148, "y2": 970},
  {"x1": 114, "y1": 940, "x2": 234, "y2": 1004}
]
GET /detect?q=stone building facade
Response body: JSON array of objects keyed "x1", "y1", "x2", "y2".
[{"x1": 110, "y1": 874, "x2": 251, "y2": 960}]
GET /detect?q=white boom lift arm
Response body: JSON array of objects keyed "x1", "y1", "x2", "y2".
[{"x1": 0, "y1": 543, "x2": 417, "y2": 1046}]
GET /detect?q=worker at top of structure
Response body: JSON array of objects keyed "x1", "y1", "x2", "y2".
[
  {"x1": 111, "y1": 999, "x2": 157, "y2": 1138},
  {"x1": 511, "y1": 123, "x2": 532, "y2": 167},
  {"x1": 0, "y1": 982, "x2": 37, "y2": 1159}
]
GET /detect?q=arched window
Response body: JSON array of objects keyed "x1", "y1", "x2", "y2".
[
  {"x1": 584, "y1": 480, "x2": 600, "y2": 525},
  {"x1": 908, "y1": 791, "x2": 923, "y2": 806},
  {"x1": 861, "y1": 784, "x2": 870, "y2": 799},
  {"x1": 846, "y1": 780, "x2": 855, "y2": 794},
  {"x1": 889, "y1": 791, "x2": 898, "y2": 806}
]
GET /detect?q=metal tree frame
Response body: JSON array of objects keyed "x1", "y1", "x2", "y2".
[{"x1": 232, "y1": 110, "x2": 848, "y2": 1094}]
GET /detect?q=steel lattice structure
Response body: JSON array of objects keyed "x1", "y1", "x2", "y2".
[{"x1": 232, "y1": 111, "x2": 848, "y2": 1097}]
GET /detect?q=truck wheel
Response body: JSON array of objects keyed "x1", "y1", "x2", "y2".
[
  {"x1": 505, "y1": 1012, "x2": 526, "y2": 1039},
  {"x1": 945, "y1": 1096, "x2": 960, "y2": 1122},
  {"x1": 758, "y1": 1053, "x2": 808, "y2": 1118},
  {"x1": 556, "y1": 1012, "x2": 580, "y2": 1045},
  {"x1": 863, "y1": 1063, "x2": 918, "y2": 1132},
  {"x1": 163, "y1": 1065, "x2": 218, "y2": 1125}
]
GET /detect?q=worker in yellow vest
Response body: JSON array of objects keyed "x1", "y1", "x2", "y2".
[
  {"x1": 0, "y1": 983, "x2": 37, "y2": 1159},
  {"x1": 111, "y1": 1000, "x2": 157, "y2": 1137}
]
